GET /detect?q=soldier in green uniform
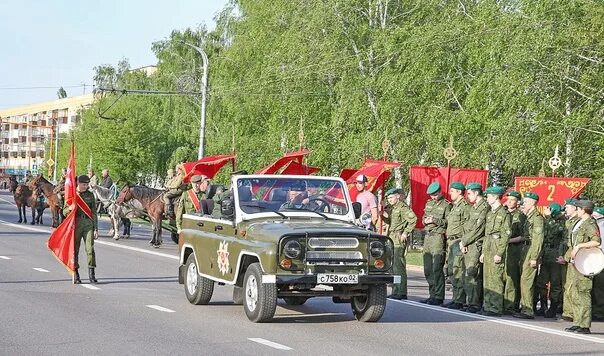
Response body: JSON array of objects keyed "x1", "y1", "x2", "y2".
[
  {"x1": 513, "y1": 192, "x2": 544, "y2": 319},
  {"x1": 64, "y1": 175, "x2": 98, "y2": 284},
  {"x1": 421, "y1": 182, "x2": 451, "y2": 305},
  {"x1": 382, "y1": 188, "x2": 417, "y2": 300},
  {"x1": 561, "y1": 198, "x2": 579, "y2": 321},
  {"x1": 564, "y1": 200, "x2": 601, "y2": 334},
  {"x1": 536, "y1": 202, "x2": 566, "y2": 318},
  {"x1": 503, "y1": 191, "x2": 526, "y2": 314},
  {"x1": 479, "y1": 186, "x2": 511, "y2": 316},
  {"x1": 591, "y1": 206, "x2": 604, "y2": 321},
  {"x1": 163, "y1": 164, "x2": 186, "y2": 216},
  {"x1": 443, "y1": 182, "x2": 469, "y2": 310},
  {"x1": 176, "y1": 175, "x2": 209, "y2": 232},
  {"x1": 459, "y1": 183, "x2": 489, "y2": 313}
]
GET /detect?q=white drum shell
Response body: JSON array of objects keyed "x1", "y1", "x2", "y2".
[{"x1": 574, "y1": 247, "x2": 604, "y2": 276}]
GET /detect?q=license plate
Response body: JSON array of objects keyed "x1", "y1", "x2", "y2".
[{"x1": 317, "y1": 273, "x2": 358, "y2": 284}]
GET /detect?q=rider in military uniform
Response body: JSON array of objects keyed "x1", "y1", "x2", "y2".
[
  {"x1": 163, "y1": 164, "x2": 186, "y2": 216},
  {"x1": 382, "y1": 188, "x2": 417, "y2": 300},
  {"x1": 480, "y1": 186, "x2": 511, "y2": 316},
  {"x1": 513, "y1": 192, "x2": 544, "y2": 319},
  {"x1": 503, "y1": 191, "x2": 526, "y2": 314},
  {"x1": 564, "y1": 200, "x2": 601, "y2": 334},
  {"x1": 460, "y1": 182, "x2": 489, "y2": 313},
  {"x1": 176, "y1": 175, "x2": 209, "y2": 232},
  {"x1": 64, "y1": 175, "x2": 98, "y2": 284},
  {"x1": 443, "y1": 182, "x2": 469, "y2": 310},
  {"x1": 421, "y1": 182, "x2": 451, "y2": 305},
  {"x1": 536, "y1": 202, "x2": 566, "y2": 318}
]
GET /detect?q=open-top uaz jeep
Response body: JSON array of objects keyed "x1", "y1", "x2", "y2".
[{"x1": 178, "y1": 175, "x2": 398, "y2": 322}]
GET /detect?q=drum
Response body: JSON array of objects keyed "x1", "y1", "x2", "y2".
[{"x1": 574, "y1": 247, "x2": 604, "y2": 276}]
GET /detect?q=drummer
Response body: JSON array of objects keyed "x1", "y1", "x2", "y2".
[{"x1": 564, "y1": 199, "x2": 601, "y2": 334}]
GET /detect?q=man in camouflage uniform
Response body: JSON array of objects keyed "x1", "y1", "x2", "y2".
[
  {"x1": 479, "y1": 186, "x2": 511, "y2": 316},
  {"x1": 443, "y1": 182, "x2": 469, "y2": 309},
  {"x1": 513, "y1": 192, "x2": 544, "y2": 319},
  {"x1": 163, "y1": 164, "x2": 186, "y2": 216},
  {"x1": 460, "y1": 183, "x2": 489, "y2": 313},
  {"x1": 175, "y1": 175, "x2": 209, "y2": 232},
  {"x1": 564, "y1": 200, "x2": 601, "y2": 334},
  {"x1": 421, "y1": 182, "x2": 451, "y2": 305},
  {"x1": 561, "y1": 198, "x2": 579, "y2": 320},
  {"x1": 536, "y1": 202, "x2": 566, "y2": 318},
  {"x1": 591, "y1": 206, "x2": 604, "y2": 322},
  {"x1": 503, "y1": 191, "x2": 526, "y2": 314},
  {"x1": 382, "y1": 188, "x2": 417, "y2": 300},
  {"x1": 64, "y1": 175, "x2": 98, "y2": 284}
]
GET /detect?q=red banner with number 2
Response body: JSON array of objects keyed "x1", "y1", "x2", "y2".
[{"x1": 514, "y1": 177, "x2": 590, "y2": 207}]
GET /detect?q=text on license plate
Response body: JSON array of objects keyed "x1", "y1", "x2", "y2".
[{"x1": 317, "y1": 273, "x2": 358, "y2": 284}]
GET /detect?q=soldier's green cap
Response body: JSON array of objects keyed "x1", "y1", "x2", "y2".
[
  {"x1": 450, "y1": 182, "x2": 465, "y2": 191},
  {"x1": 575, "y1": 199, "x2": 594, "y2": 210},
  {"x1": 485, "y1": 186, "x2": 505, "y2": 195},
  {"x1": 385, "y1": 188, "x2": 403, "y2": 197},
  {"x1": 548, "y1": 202, "x2": 562, "y2": 216},
  {"x1": 594, "y1": 207, "x2": 604, "y2": 216},
  {"x1": 506, "y1": 191, "x2": 521, "y2": 199},
  {"x1": 564, "y1": 198, "x2": 577, "y2": 206},
  {"x1": 77, "y1": 175, "x2": 90, "y2": 183},
  {"x1": 466, "y1": 182, "x2": 483, "y2": 191},
  {"x1": 426, "y1": 182, "x2": 441, "y2": 195},
  {"x1": 523, "y1": 192, "x2": 539, "y2": 201}
]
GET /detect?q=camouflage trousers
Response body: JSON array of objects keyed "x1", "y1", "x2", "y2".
[
  {"x1": 447, "y1": 238, "x2": 466, "y2": 304},
  {"x1": 462, "y1": 242, "x2": 483, "y2": 307},
  {"x1": 483, "y1": 252, "x2": 506, "y2": 314},
  {"x1": 569, "y1": 265, "x2": 593, "y2": 328},
  {"x1": 536, "y1": 261, "x2": 562, "y2": 308},
  {"x1": 74, "y1": 218, "x2": 96, "y2": 269},
  {"x1": 503, "y1": 243, "x2": 522, "y2": 312},
  {"x1": 391, "y1": 242, "x2": 408, "y2": 297},
  {"x1": 423, "y1": 232, "x2": 446, "y2": 301}
]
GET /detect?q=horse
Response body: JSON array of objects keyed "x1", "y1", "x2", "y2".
[
  {"x1": 9, "y1": 175, "x2": 18, "y2": 193},
  {"x1": 31, "y1": 176, "x2": 61, "y2": 227},
  {"x1": 12, "y1": 184, "x2": 44, "y2": 224},
  {"x1": 116, "y1": 185, "x2": 167, "y2": 248},
  {"x1": 90, "y1": 184, "x2": 140, "y2": 240}
]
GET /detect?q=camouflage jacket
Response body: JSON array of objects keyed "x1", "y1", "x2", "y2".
[
  {"x1": 423, "y1": 197, "x2": 451, "y2": 235},
  {"x1": 484, "y1": 204, "x2": 512, "y2": 257},
  {"x1": 461, "y1": 198, "x2": 489, "y2": 246}
]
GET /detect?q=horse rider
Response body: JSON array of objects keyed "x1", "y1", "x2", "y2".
[
  {"x1": 176, "y1": 175, "x2": 210, "y2": 233},
  {"x1": 163, "y1": 164, "x2": 186, "y2": 217},
  {"x1": 24, "y1": 170, "x2": 33, "y2": 185},
  {"x1": 88, "y1": 168, "x2": 98, "y2": 186},
  {"x1": 99, "y1": 169, "x2": 113, "y2": 189}
]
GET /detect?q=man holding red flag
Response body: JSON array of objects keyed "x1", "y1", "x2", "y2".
[{"x1": 47, "y1": 143, "x2": 98, "y2": 284}]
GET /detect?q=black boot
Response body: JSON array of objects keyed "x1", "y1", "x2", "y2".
[
  {"x1": 73, "y1": 270, "x2": 81, "y2": 284},
  {"x1": 545, "y1": 303, "x2": 557, "y2": 318},
  {"x1": 88, "y1": 267, "x2": 98, "y2": 284}
]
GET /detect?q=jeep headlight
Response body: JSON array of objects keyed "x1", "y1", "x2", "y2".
[
  {"x1": 284, "y1": 240, "x2": 302, "y2": 259},
  {"x1": 369, "y1": 240, "x2": 384, "y2": 258}
]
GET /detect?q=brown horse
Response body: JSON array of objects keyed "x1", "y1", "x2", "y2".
[
  {"x1": 12, "y1": 184, "x2": 42, "y2": 224},
  {"x1": 31, "y1": 176, "x2": 61, "y2": 227},
  {"x1": 116, "y1": 185, "x2": 167, "y2": 248}
]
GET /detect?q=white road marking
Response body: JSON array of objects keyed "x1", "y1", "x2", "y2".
[
  {"x1": 0, "y1": 196, "x2": 17, "y2": 207},
  {"x1": 96, "y1": 240, "x2": 179, "y2": 260},
  {"x1": 0, "y1": 256, "x2": 11, "y2": 260},
  {"x1": 146, "y1": 305, "x2": 175, "y2": 313},
  {"x1": 248, "y1": 338, "x2": 292, "y2": 351},
  {"x1": 0, "y1": 219, "x2": 50, "y2": 233},
  {"x1": 32, "y1": 268, "x2": 50, "y2": 273},
  {"x1": 389, "y1": 300, "x2": 604, "y2": 344},
  {"x1": 81, "y1": 284, "x2": 100, "y2": 290}
]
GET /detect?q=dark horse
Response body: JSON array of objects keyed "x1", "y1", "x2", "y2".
[
  {"x1": 31, "y1": 176, "x2": 62, "y2": 227},
  {"x1": 116, "y1": 185, "x2": 168, "y2": 248}
]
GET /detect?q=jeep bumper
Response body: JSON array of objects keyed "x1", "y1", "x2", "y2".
[{"x1": 270, "y1": 274, "x2": 400, "y2": 285}]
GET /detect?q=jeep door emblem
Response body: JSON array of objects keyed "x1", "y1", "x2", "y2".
[{"x1": 217, "y1": 241, "x2": 230, "y2": 275}]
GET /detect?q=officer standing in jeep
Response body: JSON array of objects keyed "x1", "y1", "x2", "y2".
[{"x1": 382, "y1": 188, "x2": 417, "y2": 300}]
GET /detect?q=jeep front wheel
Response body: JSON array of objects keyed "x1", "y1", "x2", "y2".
[
  {"x1": 184, "y1": 254, "x2": 214, "y2": 305},
  {"x1": 243, "y1": 263, "x2": 277, "y2": 322},
  {"x1": 351, "y1": 284, "x2": 387, "y2": 322}
]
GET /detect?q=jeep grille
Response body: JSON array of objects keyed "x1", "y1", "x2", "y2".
[
  {"x1": 307, "y1": 237, "x2": 359, "y2": 249},
  {"x1": 306, "y1": 251, "x2": 363, "y2": 262}
]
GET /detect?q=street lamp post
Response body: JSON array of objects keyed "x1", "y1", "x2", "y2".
[{"x1": 179, "y1": 40, "x2": 208, "y2": 159}]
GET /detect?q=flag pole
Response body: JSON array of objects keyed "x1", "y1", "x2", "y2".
[{"x1": 443, "y1": 136, "x2": 458, "y2": 198}]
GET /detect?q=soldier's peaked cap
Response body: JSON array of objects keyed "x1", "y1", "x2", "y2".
[
  {"x1": 426, "y1": 182, "x2": 441, "y2": 195},
  {"x1": 77, "y1": 175, "x2": 90, "y2": 183},
  {"x1": 466, "y1": 182, "x2": 483, "y2": 191},
  {"x1": 575, "y1": 199, "x2": 594, "y2": 210},
  {"x1": 523, "y1": 192, "x2": 539, "y2": 201},
  {"x1": 450, "y1": 182, "x2": 465, "y2": 191},
  {"x1": 385, "y1": 188, "x2": 403, "y2": 196},
  {"x1": 506, "y1": 191, "x2": 521, "y2": 199},
  {"x1": 485, "y1": 186, "x2": 505, "y2": 195},
  {"x1": 190, "y1": 175, "x2": 206, "y2": 183}
]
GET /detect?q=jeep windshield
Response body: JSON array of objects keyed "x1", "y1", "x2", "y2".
[{"x1": 235, "y1": 176, "x2": 350, "y2": 217}]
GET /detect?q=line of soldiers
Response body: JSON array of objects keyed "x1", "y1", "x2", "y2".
[{"x1": 383, "y1": 182, "x2": 603, "y2": 335}]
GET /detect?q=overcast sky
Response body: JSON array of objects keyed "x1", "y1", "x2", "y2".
[{"x1": 0, "y1": 0, "x2": 228, "y2": 109}]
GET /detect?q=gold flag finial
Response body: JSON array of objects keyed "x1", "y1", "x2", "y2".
[
  {"x1": 443, "y1": 135, "x2": 458, "y2": 164},
  {"x1": 548, "y1": 145, "x2": 562, "y2": 177}
]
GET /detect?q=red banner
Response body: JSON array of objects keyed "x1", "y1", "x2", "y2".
[
  {"x1": 182, "y1": 154, "x2": 236, "y2": 182},
  {"x1": 410, "y1": 166, "x2": 489, "y2": 228},
  {"x1": 256, "y1": 149, "x2": 311, "y2": 175},
  {"x1": 346, "y1": 160, "x2": 402, "y2": 202},
  {"x1": 280, "y1": 161, "x2": 320, "y2": 175},
  {"x1": 514, "y1": 177, "x2": 590, "y2": 207}
]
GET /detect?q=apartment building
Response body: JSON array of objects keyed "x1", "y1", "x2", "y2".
[{"x1": 0, "y1": 94, "x2": 94, "y2": 180}]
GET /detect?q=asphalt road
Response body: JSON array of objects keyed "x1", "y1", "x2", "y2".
[{"x1": 1, "y1": 190, "x2": 603, "y2": 355}]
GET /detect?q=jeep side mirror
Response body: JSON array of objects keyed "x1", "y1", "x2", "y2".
[
  {"x1": 352, "y1": 202, "x2": 362, "y2": 219},
  {"x1": 221, "y1": 198, "x2": 235, "y2": 220}
]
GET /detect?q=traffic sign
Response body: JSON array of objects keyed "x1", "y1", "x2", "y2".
[{"x1": 46, "y1": 158, "x2": 55, "y2": 167}]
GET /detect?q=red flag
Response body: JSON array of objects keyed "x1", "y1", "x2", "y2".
[
  {"x1": 346, "y1": 160, "x2": 402, "y2": 202},
  {"x1": 280, "y1": 160, "x2": 320, "y2": 175},
  {"x1": 182, "y1": 154, "x2": 237, "y2": 182},
  {"x1": 256, "y1": 149, "x2": 310, "y2": 174},
  {"x1": 514, "y1": 177, "x2": 590, "y2": 208}
]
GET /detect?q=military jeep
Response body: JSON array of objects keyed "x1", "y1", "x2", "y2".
[{"x1": 178, "y1": 175, "x2": 398, "y2": 323}]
